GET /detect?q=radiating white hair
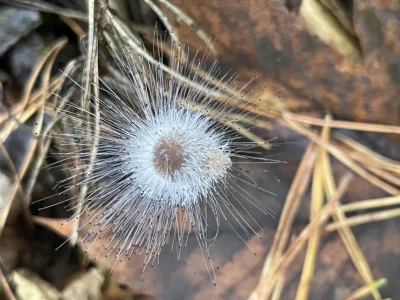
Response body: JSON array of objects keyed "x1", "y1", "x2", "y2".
[{"x1": 43, "y1": 41, "x2": 280, "y2": 284}]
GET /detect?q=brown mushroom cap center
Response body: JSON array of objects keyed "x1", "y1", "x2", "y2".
[{"x1": 153, "y1": 137, "x2": 184, "y2": 178}]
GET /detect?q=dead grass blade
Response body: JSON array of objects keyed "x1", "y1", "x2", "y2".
[
  {"x1": 59, "y1": 16, "x2": 86, "y2": 37},
  {"x1": 25, "y1": 59, "x2": 80, "y2": 199},
  {"x1": 365, "y1": 166, "x2": 400, "y2": 187},
  {"x1": 326, "y1": 208, "x2": 400, "y2": 231},
  {"x1": 0, "y1": 39, "x2": 66, "y2": 242},
  {"x1": 107, "y1": 9, "x2": 280, "y2": 120},
  {"x1": 0, "y1": 39, "x2": 68, "y2": 141},
  {"x1": 154, "y1": 36, "x2": 281, "y2": 117},
  {"x1": 282, "y1": 116, "x2": 399, "y2": 195},
  {"x1": 341, "y1": 195, "x2": 400, "y2": 213},
  {"x1": 295, "y1": 115, "x2": 331, "y2": 300},
  {"x1": 249, "y1": 142, "x2": 317, "y2": 299},
  {"x1": 283, "y1": 111, "x2": 400, "y2": 134},
  {"x1": 249, "y1": 173, "x2": 353, "y2": 300},
  {"x1": 345, "y1": 278, "x2": 388, "y2": 300},
  {"x1": 321, "y1": 132, "x2": 382, "y2": 300},
  {"x1": 179, "y1": 99, "x2": 273, "y2": 149},
  {"x1": 336, "y1": 134, "x2": 400, "y2": 173},
  {"x1": 270, "y1": 275, "x2": 285, "y2": 300}
]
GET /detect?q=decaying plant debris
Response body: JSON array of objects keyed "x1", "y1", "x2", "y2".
[{"x1": 0, "y1": 0, "x2": 399, "y2": 299}]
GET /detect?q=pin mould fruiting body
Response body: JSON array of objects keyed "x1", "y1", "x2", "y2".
[{"x1": 46, "y1": 42, "x2": 278, "y2": 283}]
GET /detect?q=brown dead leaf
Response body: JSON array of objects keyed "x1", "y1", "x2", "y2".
[{"x1": 165, "y1": 0, "x2": 400, "y2": 126}]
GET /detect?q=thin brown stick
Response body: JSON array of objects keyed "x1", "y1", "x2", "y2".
[{"x1": 69, "y1": 0, "x2": 100, "y2": 247}]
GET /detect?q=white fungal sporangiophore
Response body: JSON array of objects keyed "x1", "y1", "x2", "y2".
[{"x1": 49, "y1": 42, "x2": 278, "y2": 284}]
